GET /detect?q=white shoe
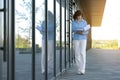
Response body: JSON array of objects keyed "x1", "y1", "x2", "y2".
[
  {"x1": 77, "y1": 71, "x2": 85, "y2": 75},
  {"x1": 41, "y1": 71, "x2": 45, "y2": 75}
]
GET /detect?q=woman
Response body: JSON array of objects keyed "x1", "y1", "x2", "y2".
[
  {"x1": 36, "y1": 11, "x2": 54, "y2": 74},
  {"x1": 72, "y1": 10, "x2": 90, "y2": 75}
]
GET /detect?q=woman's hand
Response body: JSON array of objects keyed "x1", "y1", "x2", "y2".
[{"x1": 76, "y1": 30, "x2": 83, "y2": 35}]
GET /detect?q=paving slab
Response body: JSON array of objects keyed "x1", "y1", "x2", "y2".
[{"x1": 56, "y1": 49, "x2": 120, "y2": 80}]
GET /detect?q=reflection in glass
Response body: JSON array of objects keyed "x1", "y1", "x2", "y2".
[
  {"x1": 55, "y1": 1, "x2": 60, "y2": 74},
  {"x1": 15, "y1": 0, "x2": 32, "y2": 80},
  {"x1": 36, "y1": 0, "x2": 55, "y2": 79},
  {"x1": 35, "y1": 0, "x2": 45, "y2": 79},
  {"x1": 0, "y1": 0, "x2": 3, "y2": 9},
  {"x1": 61, "y1": 1, "x2": 65, "y2": 70},
  {"x1": 0, "y1": 12, "x2": 3, "y2": 80},
  {"x1": 0, "y1": 12, "x2": 7, "y2": 80},
  {"x1": 36, "y1": 10, "x2": 54, "y2": 74},
  {"x1": 0, "y1": 13, "x2": 3, "y2": 46}
]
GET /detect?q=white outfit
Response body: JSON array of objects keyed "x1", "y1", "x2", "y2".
[
  {"x1": 73, "y1": 40, "x2": 87, "y2": 73},
  {"x1": 41, "y1": 40, "x2": 54, "y2": 73}
]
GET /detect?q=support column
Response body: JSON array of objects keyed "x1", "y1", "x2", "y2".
[
  {"x1": 0, "y1": 13, "x2": 2, "y2": 80},
  {"x1": 0, "y1": 0, "x2": 3, "y2": 79},
  {"x1": 0, "y1": 52, "x2": 2, "y2": 80}
]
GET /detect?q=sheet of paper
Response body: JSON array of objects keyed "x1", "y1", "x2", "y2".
[
  {"x1": 84, "y1": 24, "x2": 90, "y2": 31},
  {"x1": 36, "y1": 26, "x2": 42, "y2": 31}
]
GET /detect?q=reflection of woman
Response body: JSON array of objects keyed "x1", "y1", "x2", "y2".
[
  {"x1": 36, "y1": 11, "x2": 54, "y2": 74},
  {"x1": 72, "y1": 10, "x2": 90, "y2": 75}
]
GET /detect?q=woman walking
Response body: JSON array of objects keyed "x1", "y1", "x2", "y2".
[{"x1": 72, "y1": 10, "x2": 90, "y2": 75}]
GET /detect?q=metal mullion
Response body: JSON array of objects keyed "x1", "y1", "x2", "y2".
[
  {"x1": 45, "y1": 0, "x2": 48, "y2": 79},
  {"x1": 0, "y1": 9, "x2": 4, "y2": 12},
  {"x1": 68, "y1": 0, "x2": 71, "y2": 68},
  {"x1": 66, "y1": 0, "x2": 69, "y2": 69},
  {"x1": 60, "y1": 0, "x2": 62, "y2": 73},
  {"x1": 4, "y1": 0, "x2": 6, "y2": 62},
  {"x1": 64, "y1": 0, "x2": 67, "y2": 69},
  {"x1": 10, "y1": 0, "x2": 15, "y2": 80},
  {"x1": 71, "y1": 9, "x2": 74, "y2": 63},
  {"x1": 69, "y1": 1, "x2": 72, "y2": 21},
  {"x1": 53, "y1": 0, "x2": 56, "y2": 77},
  {"x1": 32, "y1": 0, "x2": 35, "y2": 80},
  {"x1": 7, "y1": 0, "x2": 9, "y2": 80},
  {"x1": 71, "y1": 0, "x2": 73, "y2": 64},
  {"x1": 69, "y1": 0, "x2": 73, "y2": 64}
]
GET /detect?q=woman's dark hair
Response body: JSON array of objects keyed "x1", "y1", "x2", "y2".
[{"x1": 73, "y1": 10, "x2": 82, "y2": 20}]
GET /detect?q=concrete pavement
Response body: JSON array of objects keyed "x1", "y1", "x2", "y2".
[{"x1": 56, "y1": 49, "x2": 120, "y2": 80}]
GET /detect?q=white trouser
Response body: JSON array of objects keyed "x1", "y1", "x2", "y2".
[
  {"x1": 41, "y1": 40, "x2": 54, "y2": 73},
  {"x1": 73, "y1": 40, "x2": 87, "y2": 73}
]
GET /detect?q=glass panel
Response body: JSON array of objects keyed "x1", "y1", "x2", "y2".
[
  {"x1": 0, "y1": 12, "x2": 7, "y2": 80},
  {"x1": 47, "y1": 0, "x2": 54, "y2": 78},
  {"x1": 36, "y1": 0, "x2": 54, "y2": 79},
  {"x1": 35, "y1": 0, "x2": 45, "y2": 80},
  {"x1": 66, "y1": 0, "x2": 70, "y2": 67},
  {"x1": 61, "y1": 0, "x2": 65, "y2": 70},
  {"x1": 0, "y1": 0, "x2": 3, "y2": 9},
  {"x1": 56, "y1": 0, "x2": 60, "y2": 74},
  {"x1": 0, "y1": 13, "x2": 2, "y2": 80},
  {"x1": 0, "y1": 8, "x2": 3, "y2": 47},
  {"x1": 15, "y1": 0, "x2": 32, "y2": 80}
]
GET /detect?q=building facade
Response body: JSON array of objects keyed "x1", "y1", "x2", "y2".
[{"x1": 0, "y1": 0, "x2": 92, "y2": 80}]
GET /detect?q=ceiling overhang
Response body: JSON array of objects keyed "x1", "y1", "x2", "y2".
[{"x1": 75, "y1": 0, "x2": 106, "y2": 26}]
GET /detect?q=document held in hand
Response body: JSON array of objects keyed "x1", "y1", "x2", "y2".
[
  {"x1": 83, "y1": 24, "x2": 90, "y2": 31},
  {"x1": 77, "y1": 24, "x2": 90, "y2": 31},
  {"x1": 36, "y1": 25, "x2": 42, "y2": 31}
]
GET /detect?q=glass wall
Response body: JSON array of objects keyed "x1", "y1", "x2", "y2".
[
  {"x1": 62, "y1": 0, "x2": 68, "y2": 70},
  {"x1": 0, "y1": 0, "x2": 7, "y2": 80},
  {"x1": 1, "y1": 0, "x2": 75, "y2": 80},
  {"x1": 35, "y1": 0, "x2": 46, "y2": 79},
  {"x1": 56, "y1": 0, "x2": 61, "y2": 74},
  {"x1": 15, "y1": 0, "x2": 32, "y2": 80},
  {"x1": 0, "y1": 6, "x2": 3, "y2": 80}
]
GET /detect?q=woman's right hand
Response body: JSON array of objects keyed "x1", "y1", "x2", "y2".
[{"x1": 76, "y1": 30, "x2": 83, "y2": 35}]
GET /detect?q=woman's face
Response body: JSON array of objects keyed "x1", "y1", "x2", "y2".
[{"x1": 77, "y1": 15, "x2": 82, "y2": 21}]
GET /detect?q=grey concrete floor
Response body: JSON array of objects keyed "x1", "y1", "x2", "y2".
[
  {"x1": 56, "y1": 49, "x2": 120, "y2": 80},
  {"x1": 1, "y1": 49, "x2": 120, "y2": 80}
]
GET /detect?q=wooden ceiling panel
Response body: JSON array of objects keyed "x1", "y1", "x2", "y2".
[{"x1": 76, "y1": 0, "x2": 106, "y2": 26}]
